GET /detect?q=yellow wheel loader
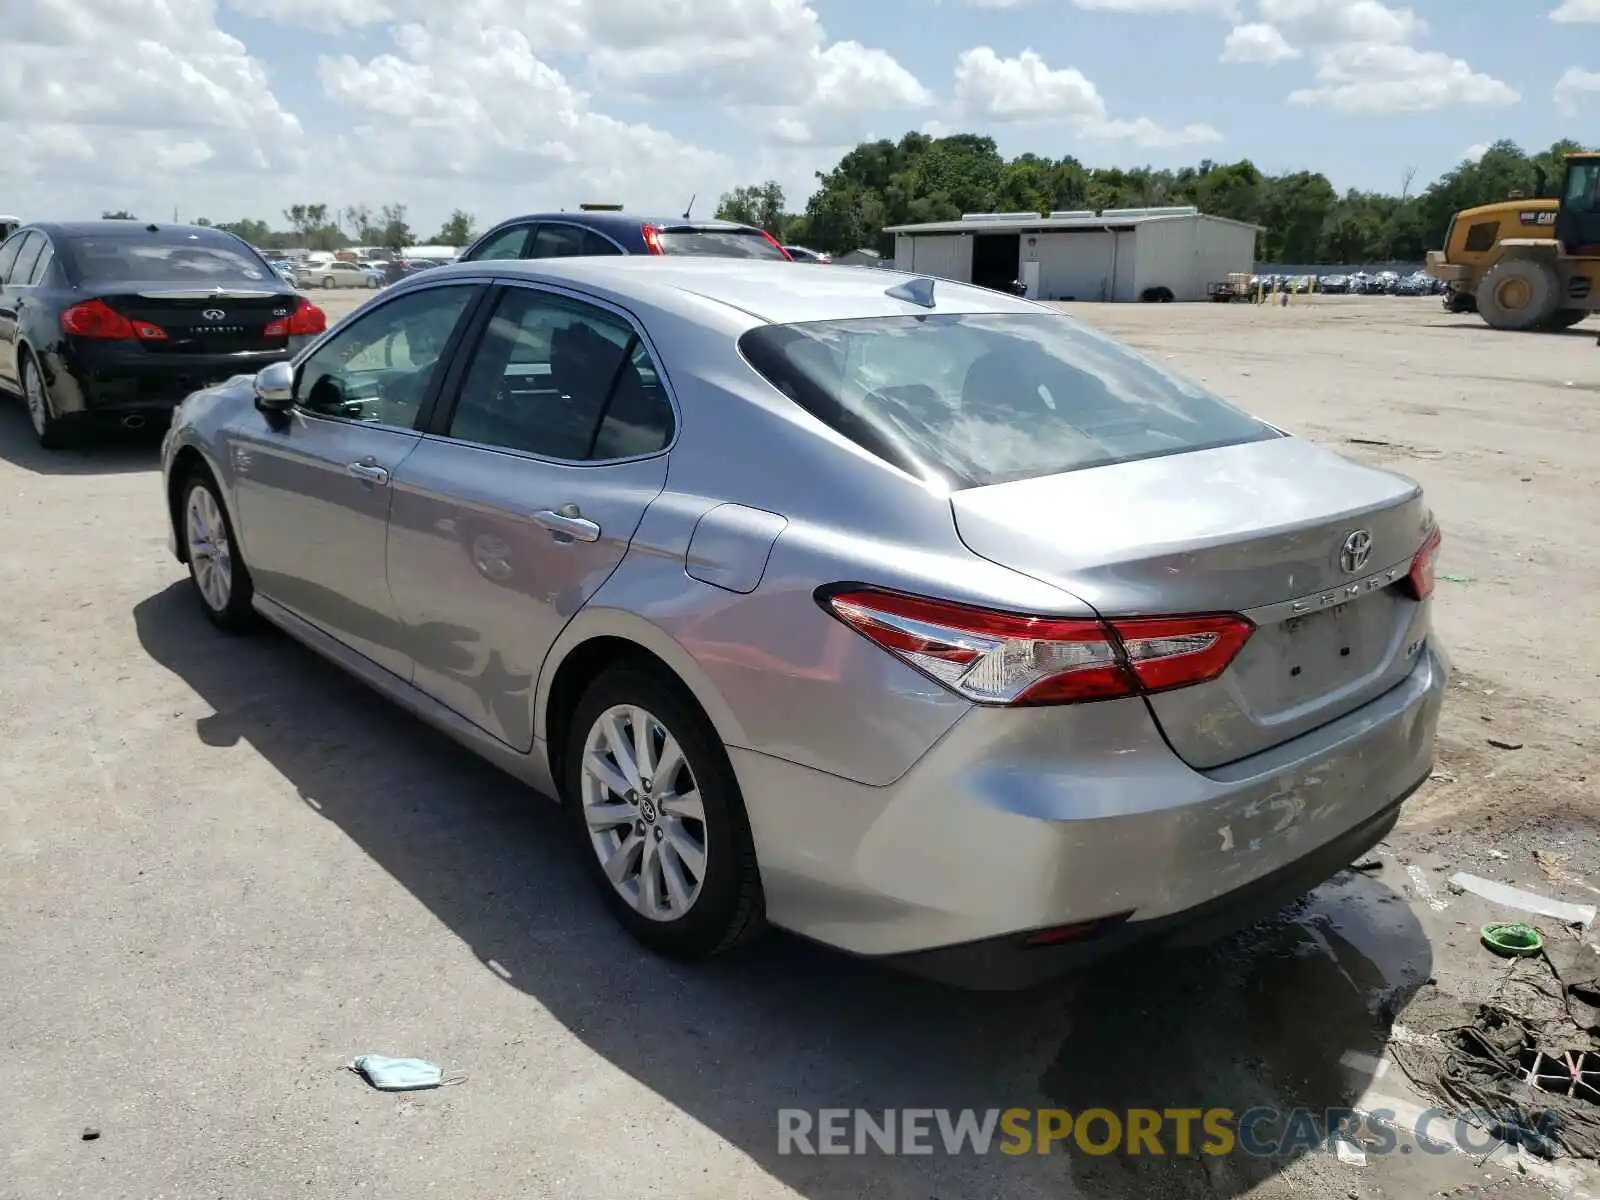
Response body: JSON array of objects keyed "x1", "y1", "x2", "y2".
[{"x1": 1425, "y1": 153, "x2": 1600, "y2": 332}]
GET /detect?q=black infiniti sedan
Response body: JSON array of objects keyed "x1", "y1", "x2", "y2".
[{"x1": 0, "y1": 220, "x2": 327, "y2": 447}]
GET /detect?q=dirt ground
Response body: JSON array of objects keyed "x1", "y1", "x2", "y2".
[{"x1": 1, "y1": 292, "x2": 1597, "y2": 1200}]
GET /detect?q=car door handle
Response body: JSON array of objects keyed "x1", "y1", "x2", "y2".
[
  {"x1": 532, "y1": 508, "x2": 601, "y2": 543},
  {"x1": 347, "y1": 462, "x2": 389, "y2": 484}
]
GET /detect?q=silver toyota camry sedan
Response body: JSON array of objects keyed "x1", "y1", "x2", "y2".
[{"x1": 159, "y1": 256, "x2": 1448, "y2": 989}]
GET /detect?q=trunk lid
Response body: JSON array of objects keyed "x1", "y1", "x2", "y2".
[
  {"x1": 98, "y1": 286, "x2": 293, "y2": 355},
  {"x1": 949, "y1": 437, "x2": 1435, "y2": 769}
]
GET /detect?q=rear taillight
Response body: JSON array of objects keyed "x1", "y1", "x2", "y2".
[
  {"x1": 263, "y1": 299, "x2": 327, "y2": 338},
  {"x1": 61, "y1": 299, "x2": 165, "y2": 340},
  {"x1": 640, "y1": 223, "x2": 664, "y2": 255},
  {"x1": 821, "y1": 588, "x2": 1254, "y2": 706},
  {"x1": 1402, "y1": 526, "x2": 1442, "y2": 601},
  {"x1": 762, "y1": 230, "x2": 792, "y2": 259}
]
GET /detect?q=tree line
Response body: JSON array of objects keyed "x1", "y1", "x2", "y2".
[
  {"x1": 715, "y1": 134, "x2": 1592, "y2": 263},
  {"x1": 101, "y1": 204, "x2": 478, "y2": 252}
]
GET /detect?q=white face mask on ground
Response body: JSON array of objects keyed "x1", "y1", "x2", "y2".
[{"x1": 347, "y1": 1055, "x2": 464, "y2": 1091}]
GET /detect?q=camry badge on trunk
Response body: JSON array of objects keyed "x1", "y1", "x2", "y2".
[
  {"x1": 202, "y1": 308, "x2": 226, "y2": 321},
  {"x1": 1339, "y1": 529, "x2": 1373, "y2": 574}
]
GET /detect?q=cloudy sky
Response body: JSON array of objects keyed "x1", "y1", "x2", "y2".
[{"x1": 2, "y1": 0, "x2": 1595, "y2": 237}]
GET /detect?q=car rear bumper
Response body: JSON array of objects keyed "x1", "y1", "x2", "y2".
[
  {"x1": 43, "y1": 343, "x2": 302, "y2": 417},
  {"x1": 731, "y1": 641, "x2": 1448, "y2": 985}
]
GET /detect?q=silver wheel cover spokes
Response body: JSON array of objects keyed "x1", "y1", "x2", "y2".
[
  {"x1": 185, "y1": 486, "x2": 233, "y2": 612},
  {"x1": 23, "y1": 362, "x2": 47, "y2": 437},
  {"x1": 581, "y1": 703, "x2": 708, "y2": 922}
]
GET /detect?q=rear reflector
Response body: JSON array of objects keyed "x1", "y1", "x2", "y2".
[
  {"x1": 1402, "y1": 526, "x2": 1441, "y2": 601},
  {"x1": 1024, "y1": 913, "x2": 1132, "y2": 947},
  {"x1": 821, "y1": 587, "x2": 1254, "y2": 706}
]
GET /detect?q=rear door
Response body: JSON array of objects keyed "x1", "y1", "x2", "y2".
[
  {"x1": 229, "y1": 281, "x2": 484, "y2": 678},
  {"x1": 0, "y1": 231, "x2": 41, "y2": 389},
  {"x1": 386, "y1": 282, "x2": 674, "y2": 750}
]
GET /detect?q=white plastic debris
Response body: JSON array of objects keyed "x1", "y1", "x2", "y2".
[{"x1": 1447, "y1": 873, "x2": 1597, "y2": 929}]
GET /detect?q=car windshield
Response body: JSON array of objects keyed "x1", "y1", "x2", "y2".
[
  {"x1": 739, "y1": 312, "x2": 1279, "y2": 490},
  {"x1": 655, "y1": 229, "x2": 787, "y2": 260},
  {"x1": 65, "y1": 233, "x2": 271, "y2": 284}
]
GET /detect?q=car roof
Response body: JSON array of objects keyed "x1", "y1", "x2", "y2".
[
  {"x1": 419, "y1": 255, "x2": 1044, "y2": 325},
  {"x1": 480, "y1": 212, "x2": 762, "y2": 237},
  {"x1": 30, "y1": 220, "x2": 251, "y2": 242}
]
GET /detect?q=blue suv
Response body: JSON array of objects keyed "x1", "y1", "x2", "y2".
[{"x1": 459, "y1": 210, "x2": 793, "y2": 263}]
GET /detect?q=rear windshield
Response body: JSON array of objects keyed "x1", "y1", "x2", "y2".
[
  {"x1": 739, "y1": 312, "x2": 1279, "y2": 490},
  {"x1": 63, "y1": 233, "x2": 273, "y2": 284},
  {"x1": 655, "y1": 229, "x2": 787, "y2": 260}
]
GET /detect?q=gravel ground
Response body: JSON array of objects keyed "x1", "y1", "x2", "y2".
[{"x1": 1, "y1": 292, "x2": 1596, "y2": 1200}]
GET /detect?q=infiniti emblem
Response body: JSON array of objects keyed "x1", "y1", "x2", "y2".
[
  {"x1": 202, "y1": 308, "x2": 226, "y2": 321},
  {"x1": 1339, "y1": 529, "x2": 1373, "y2": 574}
]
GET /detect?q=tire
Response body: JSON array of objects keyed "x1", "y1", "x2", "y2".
[
  {"x1": 180, "y1": 470, "x2": 255, "y2": 632},
  {"x1": 1540, "y1": 309, "x2": 1587, "y2": 330},
  {"x1": 20, "y1": 351, "x2": 69, "y2": 449},
  {"x1": 564, "y1": 664, "x2": 764, "y2": 959},
  {"x1": 1476, "y1": 259, "x2": 1560, "y2": 331},
  {"x1": 321, "y1": 276, "x2": 335, "y2": 290}
]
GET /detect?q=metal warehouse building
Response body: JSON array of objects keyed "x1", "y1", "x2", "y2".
[{"x1": 884, "y1": 206, "x2": 1261, "y2": 302}]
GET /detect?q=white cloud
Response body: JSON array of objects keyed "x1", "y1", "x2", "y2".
[
  {"x1": 755, "y1": 41, "x2": 934, "y2": 146},
  {"x1": 1463, "y1": 143, "x2": 1489, "y2": 161},
  {"x1": 1221, "y1": 23, "x2": 1300, "y2": 61},
  {"x1": 953, "y1": 47, "x2": 1222, "y2": 145},
  {"x1": 1073, "y1": 0, "x2": 1239, "y2": 11},
  {"x1": 228, "y1": 0, "x2": 397, "y2": 32},
  {"x1": 1227, "y1": 0, "x2": 1518, "y2": 114},
  {"x1": 1256, "y1": 0, "x2": 1424, "y2": 44},
  {"x1": 1287, "y1": 43, "x2": 1520, "y2": 112},
  {"x1": 1554, "y1": 66, "x2": 1600, "y2": 114},
  {"x1": 1550, "y1": 0, "x2": 1600, "y2": 20},
  {"x1": 0, "y1": 0, "x2": 304, "y2": 209}
]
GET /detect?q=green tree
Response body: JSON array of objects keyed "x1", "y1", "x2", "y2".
[
  {"x1": 218, "y1": 217, "x2": 274, "y2": 246},
  {"x1": 102, "y1": 210, "x2": 137, "y2": 220},
  {"x1": 716, "y1": 182, "x2": 787, "y2": 236},
  {"x1": 433, "y1": 209, "x2": 477, "y2": 245},
  {"x1": 379, "y1": 203, "x2": 415, "y2": 249}
]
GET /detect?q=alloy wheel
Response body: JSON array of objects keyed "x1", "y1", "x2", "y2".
[
  {"x1": 185, "y1": 485, "x2": 234, "y2": 613},
  {"x1": 580, "y1": 703, "x2": 708, "y2": 922},
  {"x1": 23, "y1": 361, "x2": 48, "y2": 438}
]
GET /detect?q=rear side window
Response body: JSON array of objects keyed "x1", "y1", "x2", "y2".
[
  {"x1": 0, "y1": 233, "x2": 26, "y2": 283},
  {"x1": 9, "y1": 234, "x2": 45, "y2": 285},
  {"x1": 445, "y1": 287, "x2": 673, "y2": 460},
  {"x1": 739, "y1": 312, "x2": 1278, "y2": 490},
  {"x1": 1463, "y1": 221, "x2": 1498, "y2": 253},
  {"x1": 582, "y1": 229, "x2": 623, "y2": 256},
  {"x1": 26, "y1": 243, "x2": 54, "y2": 285},
  {"x1": 64, "y1": 232, "x2": 272, "y2": 284},
  {"x1": 655, "y1": 229, "x2": 786, "y2": 260},
  {"x1": 532, "y1": 224, "x2": 586, "y2": 258}
]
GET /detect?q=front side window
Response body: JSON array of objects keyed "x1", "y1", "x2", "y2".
[
  {"x1": 1463, "y1": 221, "x2": 1498, "y2": 253},
  {"x1": 464, "y1": 225, "x2": 531, "y2": 262},
  {"x1": 445, "y1": 288, "x2": 673, "y2": 460},
  {"x1": 295, "y1": 285, "x2": 476, "y2": 429},
  {"x1": 1565, "y1": 162, "x2": 1600, "y2": 212},
  {"x1": 739, "y1": 312, "x2": 1278, "y2": 490}
]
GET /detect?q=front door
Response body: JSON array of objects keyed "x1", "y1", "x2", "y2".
[
  {"x1": 230, "y1": 281, "x2": 481, "y2": 678},
  {"x1": 1557, "y1": 159, "x2": 1600, "y2": 257},
  {"x1": 386, "y1": 283, "x2": 675, "y2": 751}
]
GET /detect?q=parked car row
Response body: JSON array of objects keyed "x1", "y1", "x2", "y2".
[
  {"x1": 152, "y1": 254, "x2": 1448, "y2": 988},
  {"x1": 1251, "y1": 270, "x2": 1447, "y2": 296}
]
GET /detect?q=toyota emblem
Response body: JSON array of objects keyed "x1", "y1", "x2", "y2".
[
  {"x1": 202, "y1": 308, "x2": 226, "y2": 321},
  {"x1": 1339, "y1": 529, "x2": 1373, "y2": 574}
]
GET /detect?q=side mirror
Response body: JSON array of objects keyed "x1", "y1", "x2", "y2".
[{"x1": 254, "y1": 361, "x2": 295, "y2": 413}]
